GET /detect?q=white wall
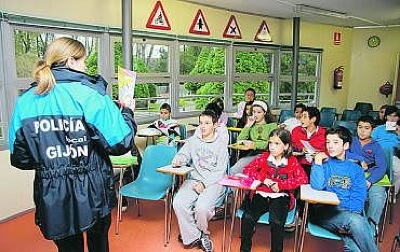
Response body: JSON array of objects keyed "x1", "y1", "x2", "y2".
[{"x1": 0, "y1": 150, "x2": 35, "y2": 221}]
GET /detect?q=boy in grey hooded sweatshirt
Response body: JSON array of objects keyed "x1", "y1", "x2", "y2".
[{"x1": 172, "y1": 110, "x2": 228, "y2": 252}]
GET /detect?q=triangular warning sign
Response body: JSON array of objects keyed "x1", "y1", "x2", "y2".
[
  {"x1": 146, "y1": 1, "x2": 171, "y2": 30},
  {"x1": 223, "y1": 15, "x2": 242, "y2": 39},
  {"x1": 189, "y1": 9, "x2": 210, "y2": 35},
  {"x1": 254, "y1": 20, "x2": 272, "y2": 42}
]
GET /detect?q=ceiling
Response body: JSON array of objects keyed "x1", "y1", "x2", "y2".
[{"x1": 183, "y1": 0, "x2": 400, "y2": 28}]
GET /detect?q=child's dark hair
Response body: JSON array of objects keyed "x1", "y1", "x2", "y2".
[
  {"x1": 199, "y1": 109, "x2": 218, "y2": 124},
  {"x1": 246, "y1": 87, "x2": 256, "y2": 97},
  {"x1": 357, "y1": 115, "x2": 375, "y2": 128},
  {"x1": 160, "y1": 103, "x2": 171, "y2": 113},
  {"x1": 213, "y1": 97, "x2": 224, "y2": 111},
  {"x1": 267, "y1": 128, "x2": 293, "y2": 158},
  {"x1": 305, "y1": 107, "x2": 321, "y2": 126},
  {"x1": 295, "y1": 103, "x2": 307, "y2": 112},
  {"x1": 326, "y1": 126, "x2": 352, "y2": 145},
  {"x1": 205, "y1": 100, "x2": 223, "y2": 119}
]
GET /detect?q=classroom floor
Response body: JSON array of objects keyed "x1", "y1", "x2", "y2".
[{"x1": 0, "y1": 198, "x2": 398, "y2": 252}]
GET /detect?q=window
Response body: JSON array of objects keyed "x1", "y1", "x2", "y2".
[
  {"x1": 178, "y1": 82, "x2": 224, "y2": 112},
  {"x1": 279, "y1": 50, "x2": 321, "y2": 108},
  {"x1": 14, "y1": 29, "x2": 99, "y2": 78},
  {"x1": 233, "y1": 47, "x2": 276, "y2": 107},
  {"x1": 177, "y1": 42, "x2": 226, "y2": 114},
  {"x1": 111, "y1": 37, "x2": 172, "y2": 121}
]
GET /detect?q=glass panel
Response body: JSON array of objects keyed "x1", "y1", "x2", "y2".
[
  {"x1": 178, "y1": 82, "x2": 224, "y2": 112},
  {"x1": 278, "y1": 81, "x2": 317, "y2": 106},
  {"x1": 280, "y1": 52, "x2": 292, "y2": 75},
  {"x1": 0, "y1": 114, "x2": 3, "y2": 139},
  {"x1": 113, "y1": 40, "x2": 169, "y2": 74},
  {"x1": 111, "y1": 81, "x2": 170, "y2": 116},
  {"x1": 233, "y1": 81, "x2": 271, "y2": 107},
  {"x1": 280, "y1": 51, "x2": 318, "y2": 76},
  {"x1": 14, "y1": 29, "x2": 99, "y2": 78},
  {"x1": 179, "y1": 44, "x2": 225, "y2": 75},
  {"x1": 235, "y1": 50, "x2": 272, "y2": 74},
  {"x1": 298, "y1": 52, "x2": 318, "y2": 76}
]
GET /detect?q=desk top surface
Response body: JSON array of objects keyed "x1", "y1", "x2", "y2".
[
  {"x1": 228, "y1": 143, "x2": 252, "y2": 150},
  {"x1": 300, "y1": 184, "x2": 340, "y2": 205},
  {"x1": 227, "y1": 127, "x2": 243, "y2": 132},
  {"x1": 156, "y1": 165, "x2": 194, "y2": 175},
  {"x1": 137, "y1": 128, "x2": 162, "y2": 137}
]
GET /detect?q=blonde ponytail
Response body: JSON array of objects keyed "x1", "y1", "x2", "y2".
[
  {"x1": 33, "y1": 60, "x2": 56, "y2": 95},
  {"x1": 32, "y1": 37, "x2": 86, "y2": 95}
]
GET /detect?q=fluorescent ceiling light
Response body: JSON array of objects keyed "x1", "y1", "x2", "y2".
[{"x1": 296, "y1": 4, "x2": 347, "y2": 19}]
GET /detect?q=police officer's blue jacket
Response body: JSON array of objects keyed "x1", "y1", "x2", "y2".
[{"x1": 9, "y1": 67, "x2": 136, "y2": 240}]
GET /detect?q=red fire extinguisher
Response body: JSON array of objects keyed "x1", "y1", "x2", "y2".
[{"x1": 333, "y1": 66, "x2": 344, "y2": 89}]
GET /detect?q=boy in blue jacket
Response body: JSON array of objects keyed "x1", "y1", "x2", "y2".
[
  {"x1": 348, "y1": 115, "x2": 387, "y2": 236},
  {"x1": 310, "y1": 126, "x2": 378, "y2": 252}
]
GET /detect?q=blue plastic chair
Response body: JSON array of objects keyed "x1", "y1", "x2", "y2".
[
  {"x1": 341, "y1": 109, "x2": 362, "y2": 122},
  {"x1": 179, "y1": 124, "x2": 187, "y2": 140},
  {"x1": 278, "y1": 109, "x2": 294, "y2": 123},
  {"x1": 333, "y1": 120, "x2": 357, "y2": 136},
  {"x1": 319, "y1": 110, "x2": 336, "y2": 128},
  {"x1": 307, "y1": 222, "x2": 341, "y2": 241},
  {"x1": 228, "y1": 200, "x2": 298, "y2": 250},
  {"x1": 354, "y1": 102, "x2": 373, "y2": 115},
  {"x1": 320, "y1": 107, "x2": 337, "y2": 114},
  {"x1": 368, "y1": 110, "x2": 380, "y2": 121},
  {"x1": 116, "y1": 145, "x2": 177, "y2": 246}
]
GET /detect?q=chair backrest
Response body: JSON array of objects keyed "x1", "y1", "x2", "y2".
[
  {"x1": 278, "y1": 109, "x2": 294, "y2": 123},
  {"x1": 333, "y1": 120, "x2": 357, "y2": 136},
  {"x1": 179, "y1": 124, "x2": 187, "y2": 140},
  {"x1": 227, "y1": 117, "x2": 237, "y2": 127},
  {"x1": 320, "y1": 107, "x2": 337, "y2": 114},
  {"x1": 341, "y1": 109, "x2": 361, "y2": 122},
  {"x1": 319, "y1": 110, "x2": 336, "y2": 128},
  {"x1": 354, "y1": 102, "x2": 373, "y2": 115},
  {"x1": 136, "y1": 145, "x2": 177, "y2": 187},
  {"x1": 368, "y1": 110, "x2": 379, "y2": 121}
]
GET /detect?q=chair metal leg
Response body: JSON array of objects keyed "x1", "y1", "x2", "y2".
[
  {"x1": 298, "y1": 202, "x2": 309, "y2": 252},
  {"x1": 379, "y1": 193, "x2": 390, "y2": 242},
  {"x1": 227, "y1": 189, "x2": 239, "y2": 252},
  {"x1": 222, "y1": 192, "x2": 230, "y2": 252},
  {"x1": 164, "y1": 197, "x2": 168, "y2": 247},
  {"x1": 115, "y1": 168, "x2": 124, "y2": 235},
  {"x1": 293, "y1": 210, "x2": 299, "y2": 252},
  {"x1": 167, "y1": 176, "x2": 176, "y2": 244},
  {"x1": 389, "y1": 186, "x2": 394, "y2": 224},
  {"x1": 391, "y1": 232, "x2": 400, "y2": 252}
]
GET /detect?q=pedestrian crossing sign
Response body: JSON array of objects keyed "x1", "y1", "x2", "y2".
[{"x1": 189, "y1": 9, "x2": 210, "y2": 35}]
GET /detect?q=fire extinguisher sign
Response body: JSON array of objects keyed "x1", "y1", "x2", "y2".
[{"x1": 333, "y1": 32, "x2": 342, "y2": 45}]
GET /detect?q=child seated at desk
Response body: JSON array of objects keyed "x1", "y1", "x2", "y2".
[
  {"x1": 310, "y1": 126, "x2": 378, "y2": 252},
  {"x1": 236, "y1": 101, "x2": 254, "y2": 128},
  {"x1": 194, "y1": 98, "x2": 229, "y2": 145},
  {"x1": 239, "y1": 128, "x2": 308, "y2": 252},
  {"x1": 347, "y1": 115, "x2": 387, "y2": 237},
  {"x1": 233, "y1": 88, "x2": 256, "y2": 119},
  {"x1": 230, "y1": 100, "x2": 277, "y2": 174},
  {"x1": 148, "y1": 103, "x2": 180, "y2": 145},
  {"x1": 172, "y1": 110, "x2": 228, "y2": 252}
]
